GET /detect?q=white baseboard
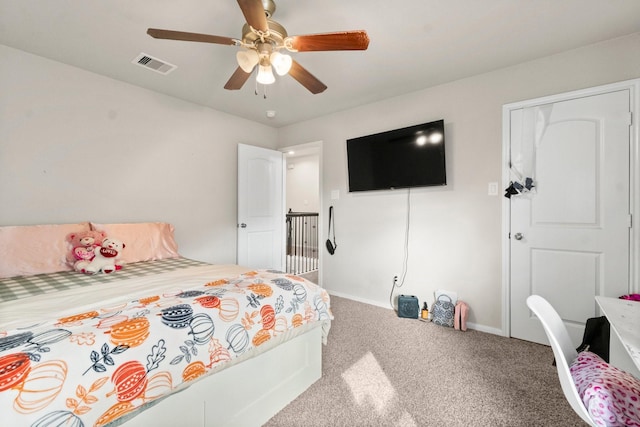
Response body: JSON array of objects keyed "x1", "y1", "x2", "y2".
[
  {"x1": 327, "y1": 290, "x2": 504, "y2": 337},
  {"x1": 464, "y1": 322, "x2": 504, "y2": 336},
  {"x1": 327, "y1": 289, "x2": 393, "y2": 310}
]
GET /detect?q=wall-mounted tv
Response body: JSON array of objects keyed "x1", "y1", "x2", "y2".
[{"x1": 346, "y1": 119, "x2": 446, "y2": 192}]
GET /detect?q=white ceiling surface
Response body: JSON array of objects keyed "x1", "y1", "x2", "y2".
[{"x1": 2, "y1": 1, "x2": 640, "y2": 128}]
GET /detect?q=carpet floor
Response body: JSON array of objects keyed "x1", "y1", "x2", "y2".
[{"x1": 264, "y1": 295, "x2": 586, "y2": 426}]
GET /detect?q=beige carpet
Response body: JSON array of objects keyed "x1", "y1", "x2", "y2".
[
  {"x1": 264, "y1": 295, "x2": 586, "y2": 427},
  {"x1": 298, "y1": 270, "x2": 318, "y2": 284}
]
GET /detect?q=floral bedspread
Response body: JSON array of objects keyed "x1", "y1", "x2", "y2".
[{"x1": 0, "y1": 268, "x2": 332, "y2": 427}]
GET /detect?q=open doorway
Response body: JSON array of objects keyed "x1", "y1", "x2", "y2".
[{"x1": 281, "y1": 141, "x2": 322, "y2": 284}]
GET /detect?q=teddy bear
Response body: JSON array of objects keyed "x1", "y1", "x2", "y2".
[
  {"x1": 67, "y1": 230, "x2": 107, "y2": 268},
  {"x1": 76, "y1": 237, "x2": 125, "y2": 274}
]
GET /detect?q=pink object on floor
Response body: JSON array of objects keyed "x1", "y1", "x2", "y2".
[{"x1": 454, "y1": 300, "x2": 469, "y2": 331}]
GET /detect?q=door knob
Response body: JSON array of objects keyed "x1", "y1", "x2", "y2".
[
  {"x1": 239, "y1": 223, "x2": 247, "y2": 228},
  {"x1": 514, "y1": 232, "x2": 523, "y2": 240}
]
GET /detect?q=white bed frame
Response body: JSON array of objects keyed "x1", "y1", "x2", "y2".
[{"x1": 122, "y1": 324, "x2": 322, "y2": 427}]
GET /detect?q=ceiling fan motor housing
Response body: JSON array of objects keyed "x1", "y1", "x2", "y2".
[
  {"x1": 241, "y1": 19, "x2": 287, "y2": 47},
  {"x1": 262, "y1": 0, "x2": 276, "y2": 18}
]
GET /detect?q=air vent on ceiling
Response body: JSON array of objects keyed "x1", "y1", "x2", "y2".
[{"x1": 132, "y1": 53, "x2": 177, "y2": 75}]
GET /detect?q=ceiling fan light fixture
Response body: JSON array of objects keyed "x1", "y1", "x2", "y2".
[
  {"x1": 270, "y1": 51, "x2": 292, "y2": 76},
  {"x1": 236, "y1": 49, "x2": 259, "y2": 73},
  {"x1": 257, "y1": 64, "x2": 276, "y2": 85}
]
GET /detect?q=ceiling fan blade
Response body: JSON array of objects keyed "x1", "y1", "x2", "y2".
[
  {"x1": 147, "y1": 28, "x2": 237, "y2": 46},
  {"x1": 224, "y1": 67, "x2": 252, "y2": 90},
  {"x1": 237, "y1": 0, "x2": 269, "y2": 33},
  {"x1": 286, "y1": 30, "x2": 370, "y2": 52},
  {"x1": 289, "y1": 60, "x2": 327, "y2": 94}
]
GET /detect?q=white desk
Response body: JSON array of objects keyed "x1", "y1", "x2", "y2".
[{"x1": 595, "y1": 296, "x2": 640, "y2": 379}]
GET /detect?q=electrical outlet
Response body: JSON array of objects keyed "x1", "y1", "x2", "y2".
[{"x1": 393, "y1": 276, "x2": 398, "y2": 285}]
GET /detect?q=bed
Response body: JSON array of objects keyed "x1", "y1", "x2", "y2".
[{"x1": 0, "y1": 222, "x2": 331, "y2": 427}]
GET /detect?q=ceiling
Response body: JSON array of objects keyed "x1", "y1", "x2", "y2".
[{"x1": 2, "y1": 1, "x2": 640, "y2": 128}]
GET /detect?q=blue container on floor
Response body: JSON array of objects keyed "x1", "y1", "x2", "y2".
[{"x1": 398, "y1": 295, "x2": 419, "y2": 319}]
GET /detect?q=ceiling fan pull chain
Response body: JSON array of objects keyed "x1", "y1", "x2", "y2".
[
  {"x1": 254, "y1": 68, "x2": 259, "y2": 95},
  {"x1": 249, "y1": 25, "x2": 270, "y2": 43}
]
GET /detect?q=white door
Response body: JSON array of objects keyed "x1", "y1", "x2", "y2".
[
  {"x1": 237, "y1": 144, "x2": 285, "y2": 270},
  {"x1": 509, "y1": 90, "x2": 631, "y2": 345}
]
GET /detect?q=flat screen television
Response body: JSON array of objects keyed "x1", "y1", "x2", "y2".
[{"x1": 346, "y1": 119, "x2": 446, "y2": 192}]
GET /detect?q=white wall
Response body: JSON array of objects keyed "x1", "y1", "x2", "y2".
[
  {"x1": 0, "y1": 44, "x2": 278, "y2": 264},
  {"x1": 278, "y1": 34, "x2": 640, "y2": 332},
  {"x1": 286, "y1": 154, "x2": 320, "y2": 213},
  {"x1": 3, "y1": 33, "x2": 640, "y2": 332}
]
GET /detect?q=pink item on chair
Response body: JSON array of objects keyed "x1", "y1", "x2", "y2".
[{"x1": 570, "y1": 351, "x2": 640, "y2": 427}]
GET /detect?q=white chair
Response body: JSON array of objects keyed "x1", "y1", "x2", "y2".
[{"x1": 525, "y1": 295, "x2": 595, "y2": 426}]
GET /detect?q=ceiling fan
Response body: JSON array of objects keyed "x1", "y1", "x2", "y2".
[{"x1": 147, "y1": 0, "x2": 369, "y2": 94}]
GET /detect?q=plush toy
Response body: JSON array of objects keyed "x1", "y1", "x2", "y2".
[
  {"x1": 76, "y1": 238, "x2": 125, "y2": 274},
  {"x1": 67, "y1": 230, "x2": 107, "y2": 268}
]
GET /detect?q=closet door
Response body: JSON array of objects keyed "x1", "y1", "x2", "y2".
[{"x1": 509, "y1": 89, "x2": 631, "y2": 345}]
